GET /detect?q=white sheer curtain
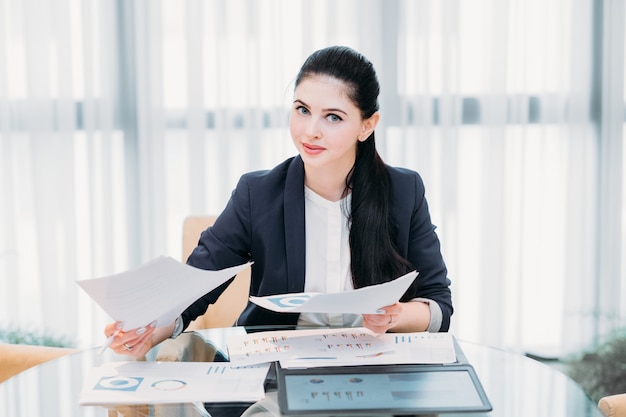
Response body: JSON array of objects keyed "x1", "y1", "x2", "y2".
[
  {"x1": 385, "y1": 0, "x2": 604, "y2": 354},
  {"x1": 0, "y1": 0, "x2": 623, "y2": 353}
]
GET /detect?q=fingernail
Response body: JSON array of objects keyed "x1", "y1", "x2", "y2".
[
  {"x1": 116, "y1": 322, "x2": 125, "y2": 329},
  {"x1": 376, "y1": 309, "x2": 385, "y2": 314},
  {"x1": 149, "y1": 320, "x2": 157, "y2": 327},
  {"x1": 136, "y1": 326, "x2": 146, "y2": 335}
]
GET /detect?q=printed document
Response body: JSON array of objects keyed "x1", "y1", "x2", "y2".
[
  {"x1": 226, "y1": 327, "x2": 457, "y2": 368},
  {"x1": 79, "y1": 361, "x2": 269, "y2": 405},
  {"x1": 77, "y1": 256, "x2": 250, "y2": 331},
  {"x1": 249, "y1": 270, "x2": 418, "y2": 314}
]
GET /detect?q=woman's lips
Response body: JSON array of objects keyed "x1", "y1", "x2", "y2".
[{"x1": 302, "y1": 143, "x2": 325, "y2": 155}]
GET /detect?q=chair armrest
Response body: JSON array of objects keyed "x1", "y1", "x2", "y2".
[{"x1": 599, "y1": 393, "x2": 626, "y2": 417}]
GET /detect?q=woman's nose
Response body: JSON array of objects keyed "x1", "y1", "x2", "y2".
[{"x1": 304, "y1": 118, "x2": 322, "y2": 139}]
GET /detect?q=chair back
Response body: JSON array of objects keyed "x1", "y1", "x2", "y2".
[
  {"x1": 182, "y1": 215, "x2": 250, "y2": 330},
  {"x1": 0, "y1": 343, "x2": 77, "y2": 383}
]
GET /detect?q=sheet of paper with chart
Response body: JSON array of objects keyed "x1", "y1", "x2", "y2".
[
  {"x1": 226, "y1": 327, "x2": 457, "y2": 368},
  {"x1": 249, "y1": 270, "x2": 418, "y2": 314},
  {"x1": 79, "y1": 361, "x2": 270, "y2": 405},
  {"x1": 76, "y1": 256, "x2": 251, "y2": 331}
]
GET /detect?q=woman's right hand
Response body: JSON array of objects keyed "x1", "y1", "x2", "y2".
[{"x1": 103, "y1": 320, "x2": 171, "y2": 358}]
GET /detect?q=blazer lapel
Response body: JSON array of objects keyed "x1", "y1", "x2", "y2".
[{"x1": 284, "y1": 156, "x2": 306, "y2": 292}]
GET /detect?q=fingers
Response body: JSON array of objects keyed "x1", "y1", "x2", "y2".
[
  {"x1": 116, "y1": 336, "x2": 154, "y2": 359},
  {"x1": 106, "y1": 321, "x2": 158, "y2": 358},
  {"x1": 362, "y1": 315, "x2": 395, "y2": 334},
  {"x1": 362, "y1": 302, "x2": 402, "y2": 334},
  {"x1": 104, "y1": 321, "x2": 124, "y2": 337}
]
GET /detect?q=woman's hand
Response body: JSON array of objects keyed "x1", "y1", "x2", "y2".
[
  {"x1": 363, "y1": 301, "x2": 433, "y2": 333},
  {"x1": 362, "y1": 302, "x2": 403, "y2": 334},
  {"x1": 103, "y1": 321, "x2": 172, "y2": 359}
]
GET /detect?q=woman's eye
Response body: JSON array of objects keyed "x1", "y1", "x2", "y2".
[
  {"x1": 326, "y1": 113, "x2": 342, "y2": 123},
  {"x1": 296, "y1": 106, "x2": 309, "y2": 115}
]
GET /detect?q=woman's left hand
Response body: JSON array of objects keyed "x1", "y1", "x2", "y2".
[{"x1": 362, "y1": 302, "x2": 403, "y2": 334}]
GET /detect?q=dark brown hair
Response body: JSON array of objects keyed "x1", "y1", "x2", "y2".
[{"x1": 295, "y1": 46, "x2": 412, "y2": 287}]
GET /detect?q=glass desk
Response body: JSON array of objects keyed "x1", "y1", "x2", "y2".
[{"x1": 0, "y1": 327, "x2": 602, "y2": 417}]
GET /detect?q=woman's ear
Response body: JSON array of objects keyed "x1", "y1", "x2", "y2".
[{"x1": 359, "y1": 112, "x2": 380, "y2": 141}]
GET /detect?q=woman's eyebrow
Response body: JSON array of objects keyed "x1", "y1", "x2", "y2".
[
  {"x1": 293, "y1": 99, "x2": 347, "y2": 115},
  {"x1": 324, "y1": 107, "x2": 348, "y2": 116}
]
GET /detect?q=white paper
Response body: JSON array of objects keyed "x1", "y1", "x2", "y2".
[
  {"x1": 226, "y1": 327, "x2": 457, "y2": 368},
  {"x1": 280, "y1": 332, "x2": 458, "y2": 368},
  {"x1": 79, "y1": 361, "x2": 269, "y2": 405},
  {"x1": 77, "y1": 256, "x2": 251, "y2": 330},
  {"x1": 227, "y1": 327, "x2": 385, "y2": 367},
  {"x1": 249, "y1": 270, "x2": 418, "y2": 314}
]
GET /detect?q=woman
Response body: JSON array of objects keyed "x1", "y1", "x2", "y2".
[{"x1": 104, "y1": 46, "x2": 453, "y2": 358}]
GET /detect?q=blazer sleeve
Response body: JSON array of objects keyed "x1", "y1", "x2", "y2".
[
  {"x1": 395, "y1": 169, "x2": 453, "y2": 331},
  {"x1": 180, "y1": 175, "x2": 254, "y2": 329}
]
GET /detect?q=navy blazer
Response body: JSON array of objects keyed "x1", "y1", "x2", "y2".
[{"x1": 183, "y1": 156, "x2": 453, "y2": 330}]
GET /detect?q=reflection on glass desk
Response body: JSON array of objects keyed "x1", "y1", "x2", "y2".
[{"x1": 0, "y1": 326, "x2": 603, "y2": 417}]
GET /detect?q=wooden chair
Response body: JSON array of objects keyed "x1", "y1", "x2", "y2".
[
  {"x1": 182, "y1": 215, "x2": 250, "y2": 330},
  {"x1": 599, "y1": 394, "x2": 626, "y2": 417},
  {"x1": 0, "y1": 343, "x2": 78, "y2": 383}
]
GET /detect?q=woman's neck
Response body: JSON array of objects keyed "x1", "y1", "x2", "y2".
[{"x1": 304, "y1": 166, "x2": 350, "y2": 202}]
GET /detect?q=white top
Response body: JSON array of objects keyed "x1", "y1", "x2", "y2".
[{"x1": 296, "y1": 186, "x2": 362, "y2": 328}]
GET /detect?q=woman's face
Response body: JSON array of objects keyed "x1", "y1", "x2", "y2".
[{"x1": 290, "y1": 75, "x2": 377, "y2": 175}]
